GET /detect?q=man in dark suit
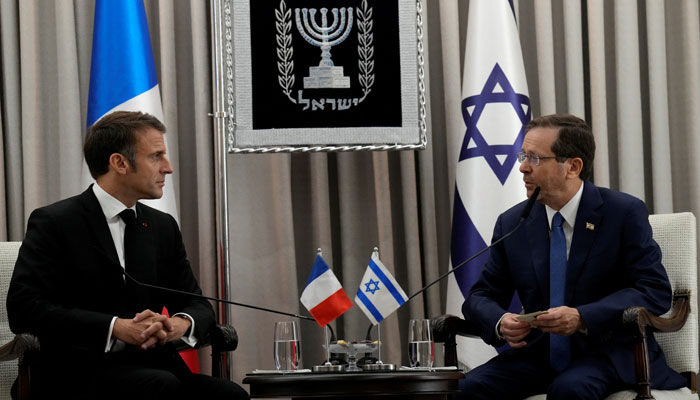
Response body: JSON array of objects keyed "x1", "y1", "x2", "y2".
[
  {"x1": 460, "y1": 114, "x2": 685, "y2": 399},
  {"x1": 7, "y1": 111, "x2": 248, "y2": 399}
]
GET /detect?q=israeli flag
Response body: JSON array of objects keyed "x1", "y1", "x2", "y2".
[
  {"x1": 445, "y1": 0, "x2": 530, "y2": 369},
  {"x1": 84, "y1": 0, "x2": 178, "y2": 220},
  {"x1": 355, "y1": 251, "x2": 408, "y2": 325}
]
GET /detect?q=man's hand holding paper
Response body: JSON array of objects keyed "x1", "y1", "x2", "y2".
[
  {"x1": 530, "y1": 306, "x2": 585, "y2": 336},
  {"x1": 499, "y1": 313, "x2": 532, "y2": 349}
]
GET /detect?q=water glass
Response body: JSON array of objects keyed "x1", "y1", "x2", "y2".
[
  {"x1": 274, "y1": 321, "x2": 301, "y2": 371},
  {"x1": 408, "y1": 318, "x2": 434, "y2": 368}
]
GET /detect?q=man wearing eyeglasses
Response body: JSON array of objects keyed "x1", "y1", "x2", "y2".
[{"x1": 459, "y1": 114, "x2": 685, "y2": 399}]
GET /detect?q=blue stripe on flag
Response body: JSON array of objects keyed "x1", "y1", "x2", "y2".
[
  {"x1": 305, "y1": 255, "x2": 330, "y2": 287},
  {"x1": 452, "y1": 186, "x2": 523, "y2": 320},
  {"x1": 87, "y1": 0, "x2": 158, "y2": 127},
  {"x1": 368, "y1": 259, "x2": 405, "y2": 305},
  {"x1": 451, "y1": 187, "x2": 489, "y2": 298},
  {"x1": 356, "y1": 289, "x2": 384, "y2": 322}
]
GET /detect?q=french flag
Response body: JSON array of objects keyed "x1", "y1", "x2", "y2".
[
  {"x1": 301, "y1": 255, "x2": 353, "y2": 327},
  {"x1": 85, "y1": 0, "x2": 178, "y2": 220}
]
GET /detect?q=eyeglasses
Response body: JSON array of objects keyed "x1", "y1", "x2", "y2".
[{"x1": 517, "y1": 152, "x2": 561, "y2": 166}]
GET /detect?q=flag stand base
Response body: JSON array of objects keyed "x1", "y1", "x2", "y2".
[
  {"x1": 313, "y1": 365, "x2": 345, "y2": 372},
  {"x1": 361, "y1": 363, "x2": 396, "y2": 371}
]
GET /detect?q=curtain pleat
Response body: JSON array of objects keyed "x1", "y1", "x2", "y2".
[
  {"x1": 534, "y1": 0, "x2": 556, "y2": 115},
  {"x1": 645, "y1": 0, "x2": 673, "y2": 214},
  {"x1": 680, "y1": 0, "x2": 700, "y2": 219},
  {"x1": 614, "y1": 0, "x2": 646, "y2": 200},
  {"x1": 563, "y1": 0, "x2": 585, "y2": 117},
  {"x1": 0, "y1": 0, "x2": 23, "y2": 240},
  {"x1": 586, "y1": 0, "x2": 611, "y2": 187}
]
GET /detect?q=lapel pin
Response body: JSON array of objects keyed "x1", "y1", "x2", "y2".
[
  {"x1": 586, "y1": 222, "x2": 595, "y2": 231},
  {"x1": 142, "y1": 222, "x2": 148, "y2": 228}
]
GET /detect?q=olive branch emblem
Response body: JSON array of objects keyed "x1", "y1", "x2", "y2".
[{"x1": 276, "y1": 0, "x2": 296, "y2": 103}]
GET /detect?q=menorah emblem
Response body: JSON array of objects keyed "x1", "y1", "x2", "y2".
[{"x1": 295, "y1": 7, "x2": 354, "y2": 89}]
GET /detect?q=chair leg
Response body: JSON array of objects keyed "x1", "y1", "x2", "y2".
[
  {"x1": 17, "y1": 359, "x2": 32, "y2": 400},
  {"x1": 681, "y1": 372, "x2": 696, "y2": 393},
  {"x1": 633, "y1": 333, "x2": 654, "y2": 400},
  {"x1": 211, "y1": 349, "x2": 231, "y2": 379},
  {"x1": 444, "y1": 339, "x2": 458, "y2": 368}
]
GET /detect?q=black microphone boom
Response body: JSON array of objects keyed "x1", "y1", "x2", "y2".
[
  {"x1": 91, "y1": 243, "x2": 317, "y2": 322},
  {"x1": 406, "y1": 186, "x2": 541, "y2": 301},
  {"x1": 122, "y1": 270, "x2": 315, "y2": 321},
  {"x1": 124, "y1": 270, "x2": 315, "y2": 321}
]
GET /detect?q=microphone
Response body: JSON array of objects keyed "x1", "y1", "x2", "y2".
[
  {"x1": 406, "y1": 186, "x2": 541, "y2": 301},
  {"x1": 121, "y1": 269, "x2": 315, "y2": 321}
]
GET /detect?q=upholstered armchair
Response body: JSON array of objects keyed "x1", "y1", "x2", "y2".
[
  {"x1": 0, "y1": 241, "x2": 239, "y2": 400},
  {"x1": 432, "y1": 212, "x2": 699, "y2": 400}
]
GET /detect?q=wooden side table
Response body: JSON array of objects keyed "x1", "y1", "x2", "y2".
[{"x1": 243, "y1": 370, "x2": 464, "y2": 399}]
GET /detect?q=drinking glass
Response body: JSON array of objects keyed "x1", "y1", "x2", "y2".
[
  {"x1": 408, "y1": 319, "x2": 434, "y2": 368},
  {"x1": 274, "y1": 321, "x2": 301, "y2": 371}
]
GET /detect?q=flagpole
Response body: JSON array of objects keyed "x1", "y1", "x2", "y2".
[
  {"x1": 376, "y1": 323, "x2": 382, "y2": 364},
  {"x1": 211, "y1": 0, "x2": 232, "y2": 380},
  {"x1": 324, "y1": 326, "x2": 332, "y2": 366},
  {"x1": 374, "y1": 247, "x2": 382, "y2": 365}
]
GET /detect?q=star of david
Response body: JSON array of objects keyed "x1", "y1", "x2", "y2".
[
  {"x1": 364, "y1": 278, "x2": 380, "y2": 295},
  {"x1": 459, "y1": 63, "x2": 531, "y2": 185}
]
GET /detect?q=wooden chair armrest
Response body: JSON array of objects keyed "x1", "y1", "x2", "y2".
[
  {"x1": 210, "y1": 324, "x2": 238, "y2": 379},
  {"x1": 431, "y1": 314, "x2": 480, "y2": 368},
  {"x1": 0, "y1": 334, "x2": 40, "y2": 400},
  {"x1": 622, "y1": 292, "x2": 690, "y2": 335},
  {"x1": 0, "y1": 333, "x2": 40, "y2": 363},
  {"x1": 432, "y1": 314, "x2": 480, "y2": 343},
  {"x1": 210, "y1": 324, "x2": 238, "y2": 353},
  {"x1": 621, "y1": 293, "x2": 691, "y2": 400}
]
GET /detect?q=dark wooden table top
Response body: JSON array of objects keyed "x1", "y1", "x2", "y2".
[{"x1": 243, "y1": 370, "x2": 465, "y2": 399}]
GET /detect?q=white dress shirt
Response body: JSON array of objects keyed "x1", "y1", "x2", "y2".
[{"x1": 92, "y1": 184, "x2": 197, "y2": 352}]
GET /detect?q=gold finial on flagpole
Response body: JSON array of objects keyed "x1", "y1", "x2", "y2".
[
  {"x1": 317, "y1": 248, "x2": 323, "y2": 256},
  {"x1": 373, "y1": 246, "x2": 379, "y2": 256}
]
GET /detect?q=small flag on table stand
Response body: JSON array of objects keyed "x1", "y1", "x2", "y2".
[
  {"x1": 300, "y1": 249, "x2": 353, "y2": 368},
  {"x1": 355, "y1": 247, "x2": 408, "y2": 366},
  {"x1": 300, "y1": 250, "x2": 353, "y2": 326}
]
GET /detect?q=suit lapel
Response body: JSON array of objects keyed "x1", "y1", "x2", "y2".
[
  {"x1": 565, "y1": 182, "x2": 603, "y2": 304},
  {"x1": 79, "y1": 186, "x2": 121, "y2": 269},
  {"x1": 526, "y1": 203, "x2": 551, "y2": 302}
]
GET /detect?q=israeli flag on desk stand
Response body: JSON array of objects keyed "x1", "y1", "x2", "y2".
[
  {"x1": 355, "y1": 249, "x2": 407, "y2": 325},
  {"x1": 445, "y1": 0, "x2": 530, "y2": 370},
  {"x1": 85, "y1": 0, "x2": 179, "y2": 221}
]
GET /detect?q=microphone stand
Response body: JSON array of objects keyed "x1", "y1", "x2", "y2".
[{"x1": 406, "y1": 187, "x2": 541, "y2": 301}]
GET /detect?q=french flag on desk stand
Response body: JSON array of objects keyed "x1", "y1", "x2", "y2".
[
  {"x1": 85, "y1": 0, "x2": 178, "y2": 220},
  {"x1": 445, "y1": 0, "x2": 530, "y2": 370},
  {"x1": 86, "y1": 0, "x2": 192, "y2": 371},
  {"x1": 301, "y1": 254, "x2": 353, "y2": 327},
  {"x1": 355, "y1": 250, "x2": 408, "y2": 325}
]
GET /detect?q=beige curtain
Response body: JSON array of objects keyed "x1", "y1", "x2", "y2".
[{"x1": 2, "y1": 0, "x2": 700, "y2": 392}]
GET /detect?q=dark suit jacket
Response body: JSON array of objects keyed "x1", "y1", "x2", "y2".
[
  {"x1": 6, "y1": 186, "x2": 214, "y2": 384},
  {"x1": 463, "y1": 181, "x2": 685, "y2": 389}
]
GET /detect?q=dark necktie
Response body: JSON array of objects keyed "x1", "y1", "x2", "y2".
[
  {"x1": 549, "y1": 212, "x2": 570, "y2": 372},
  {"x1": 119, "y1": 209, "x2": 144, "y2": 316}
]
